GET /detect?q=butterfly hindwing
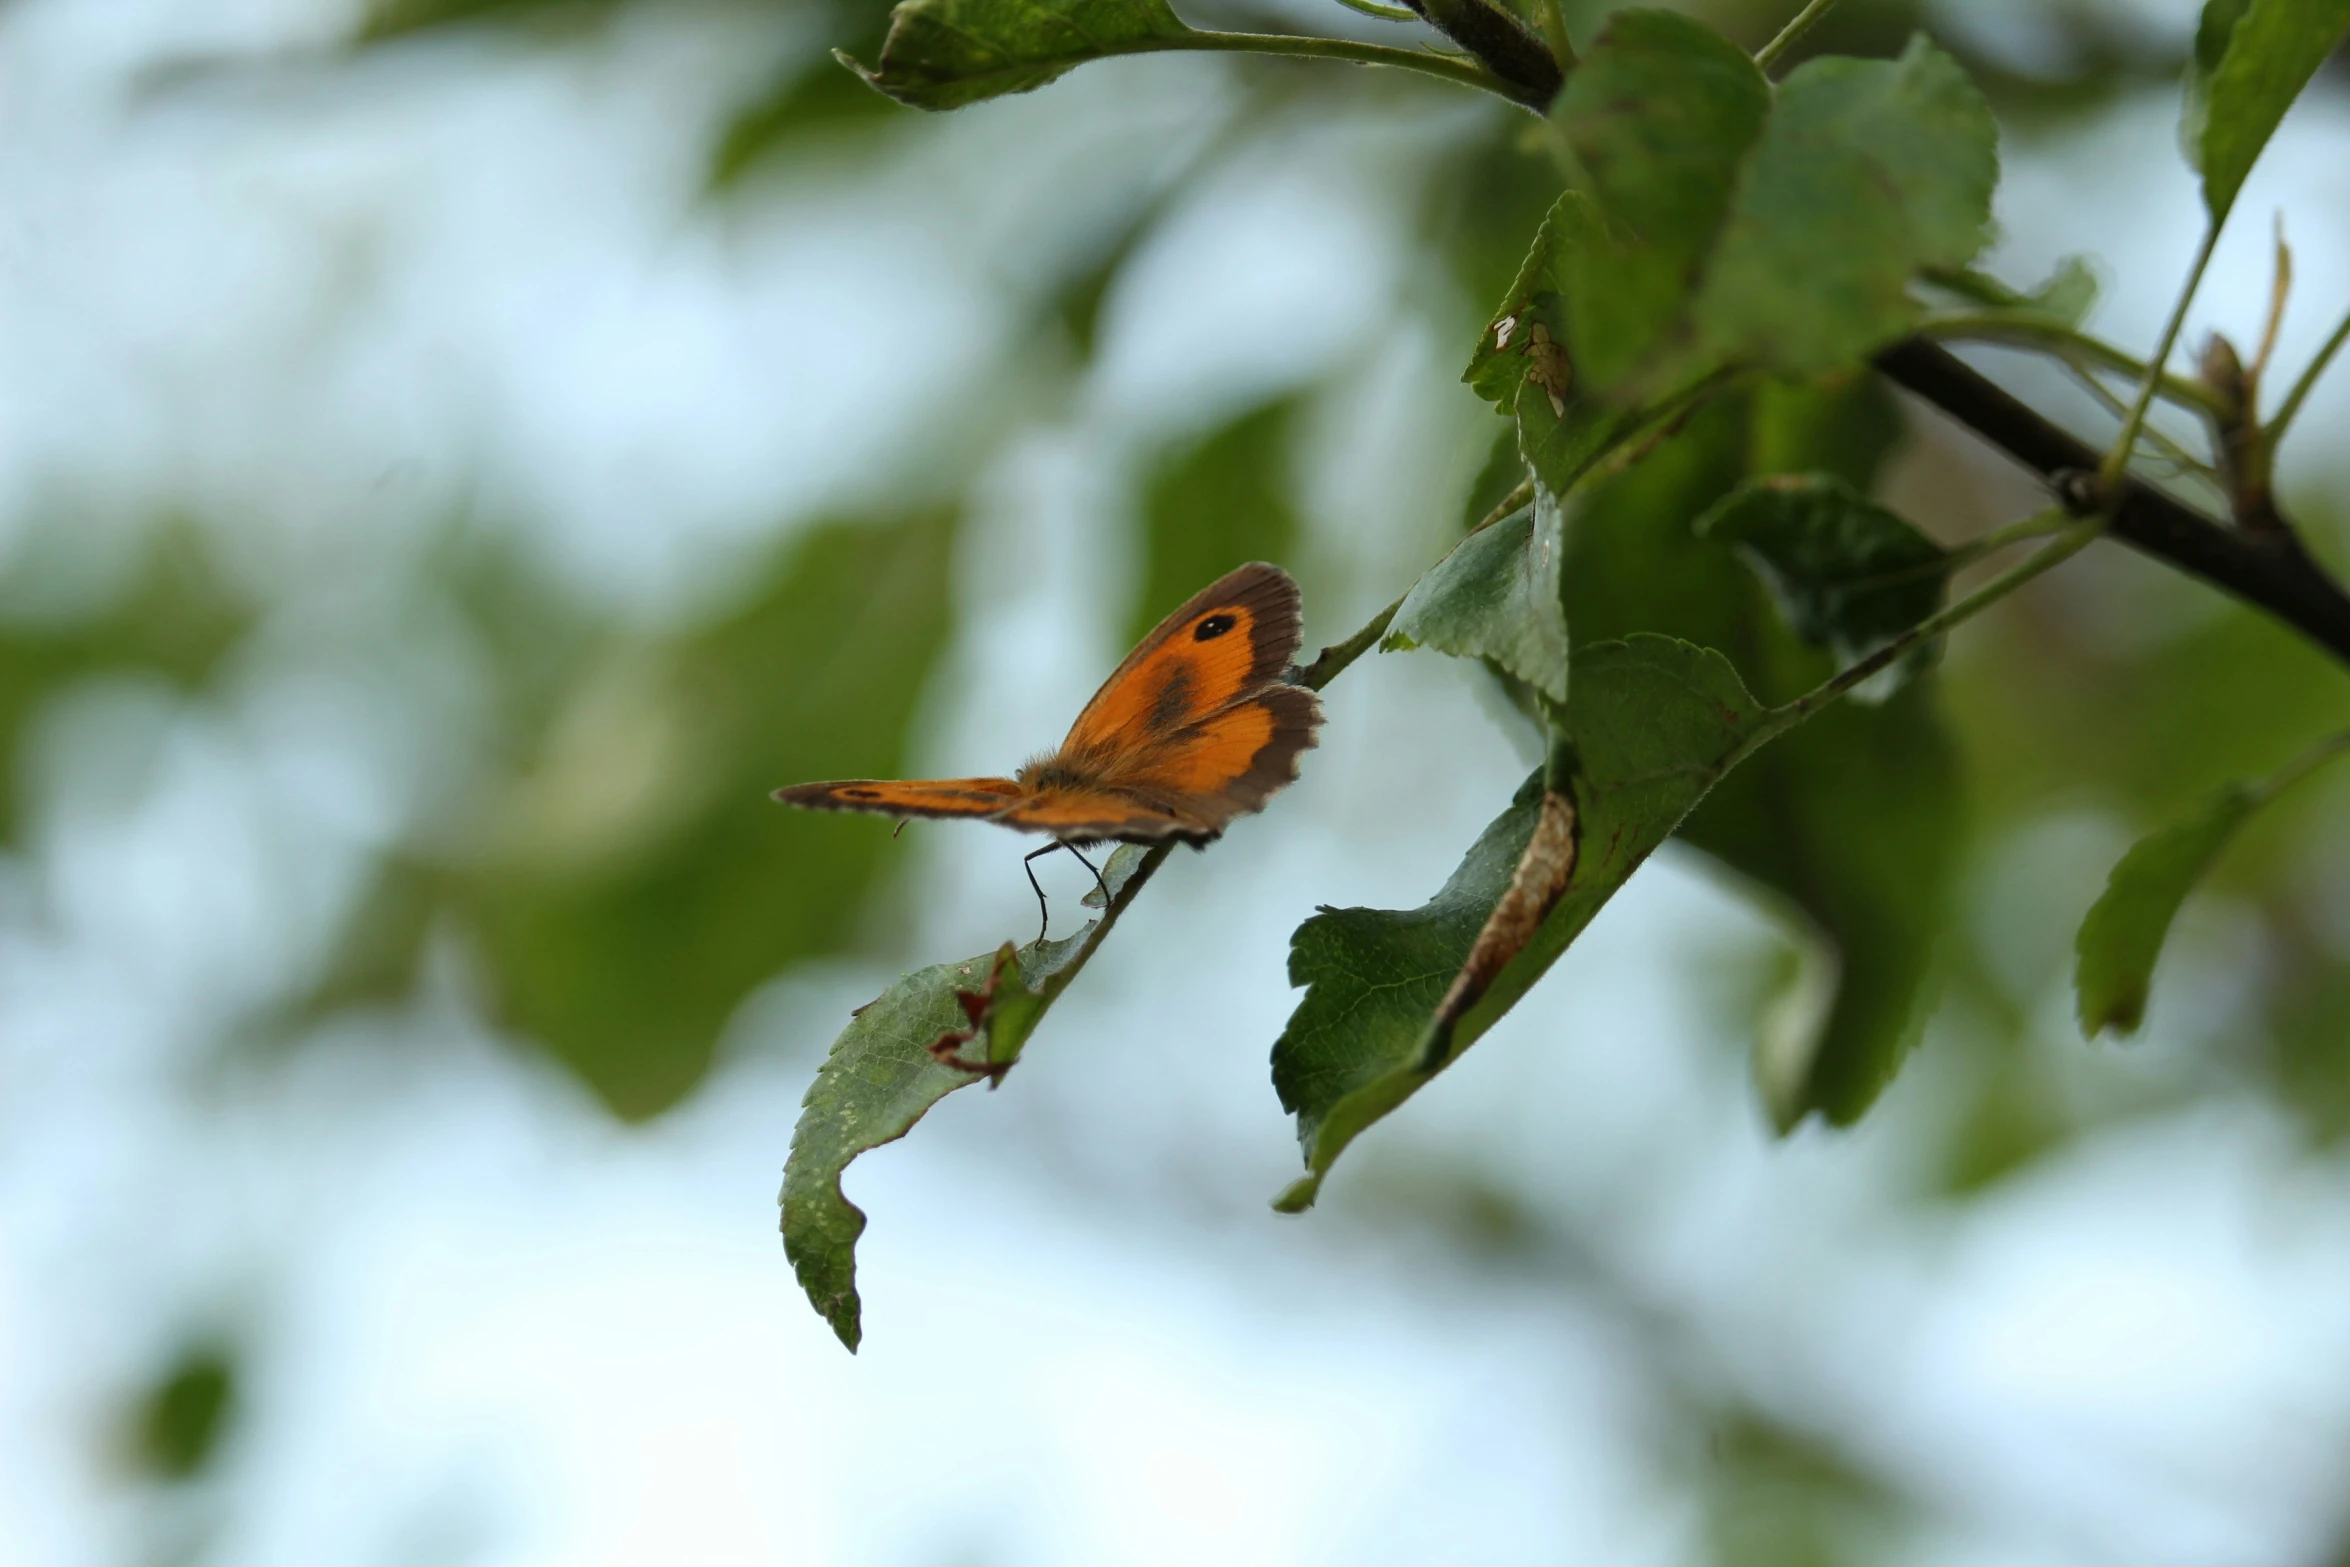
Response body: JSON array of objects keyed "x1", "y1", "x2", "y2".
[
  {"x1": 993, "y1": 786, "x2": 1217, "y2": 841},
  {"x1": 1116, "y1": 681, "x2": 1321, "y2": 833}
]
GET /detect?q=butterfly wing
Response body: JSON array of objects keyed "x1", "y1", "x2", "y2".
[
  {"x1": 991, "y1": 785, "x2": 1220, "y2": 841},
  {"x1": 770, "y1": 777, "x2": 1024, "y2": 821},
  {"x1": 1013, "y1": 562, "x2": 1321, "y2": 841},
  {"x1": 1057, "y1": 562, "x2": 1304, "y2": 758},
  {"x1": 775, "y1": 563, "x2": 1321, "y2": 843}
]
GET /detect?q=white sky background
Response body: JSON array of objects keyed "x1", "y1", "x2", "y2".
[{"x1": 6, "y1": 1, "x2": 2350, "y2": 1564}]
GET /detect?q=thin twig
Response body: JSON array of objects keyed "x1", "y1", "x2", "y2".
[
  {"x1": 1737, "y1": 511, "x2": 2099, "y2": 758},
  {"x1": 1755, "y1": 0, "x2": 1840, "y2": 70},
  {"x1": 1296, "y1": 597, "x2": 1404, "y2": 690},
  {"x1": 1470, "y1": 476, "x2": 1534, "y2": 535},
  {"x1": 1873, "y1": 338, "x2": 2350, "y2": 668}
]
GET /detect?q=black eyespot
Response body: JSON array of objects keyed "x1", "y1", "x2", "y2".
[{"x1": 1194, "y1": 613, "x2": 1238, "y2": 642}]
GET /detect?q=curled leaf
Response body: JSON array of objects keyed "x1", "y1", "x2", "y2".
[
  {"x1": 2074, "y1": 789, "x2": 2256, "y2": 1038},
  {"x1": 1696, "y1": 474, "x2": 1948, "y2": 699},
  {"x1": 1385, "y1": 488, "x2": 1569, "y2": 706},
  {"x1": 1464, "y1": 193, "x2": 1603, "y2": 414},
  {"x1": 1272, "y1": 637, "x2": 1763, "y2": 1211},
  {"x1": 1427, "y1": 786, "x2": 1578, "y2": 1060},
  {"x1": 840, "y1": 0, "x2": 1196, "y2": 111},
  {"x1": 782, "y1": 844, "x2": 1157, "y2": 1349}
]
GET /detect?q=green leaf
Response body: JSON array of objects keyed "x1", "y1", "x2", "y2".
[
  {"x1": 1747, "y1": 372, "x2": 1905, "y2": 485},
  {"x1": 1695, "y1": 474, "x2": 1948, "y2": 698},
  {"x1": 0, "y1": 524, "x2": 254, "y2": 846},
  {"x1": 1692, "y1": 36, "x2": 1999, "y2": 376},
  {"x1": 1271, "y1": 637, "x2": 1763, "y2": 1210},
  {"x1": 2014, "y1": 255, "x2": 2102, "y2": 326},
  {"x1": 357, "y1": 0, "x2": 619, "y2": 43},
  {"x1": 2074, "y1": 788, "x2": 2257, "y2": 1037},
  {"x1": 1463, "y1": 193, "x2": 1601, "y2": 415},
  {"x1": 1128, "y1": 396, "x2": 1304, "y2": 650},
  {"x1": 840, "y1": 0, "x2": 1196, "y2": 110},
  {"x1": 1684, "y1": 689, "x2": 1961, "y2": 1124},
  {"x1": 2188, "y1": 0, "x2": 2350, "y2": 221},
  {"x1": 784, "y1": 846, "x2": 1158, "y2": 1349},
  {"x1": 462, "y1": 511, "x2": 960, "y2": 1120},
  {"x1": 1516, "y1": 374, "x2": 1632, "y2": 501},
  {"x1": 1547, "y1": 10, "x2": 1769, "y2": 392},
  {"x1": 132, "y1": 1341, "x2": 237, "y2": 1482},
  {"x1": 707, "y1": 28, "x2": 902, "y2": 191},
  {"x1": 1384, "y1": 488, "x2": 1568, "y2": 706},
  {"x1": 1560, "y1": 392, "x2": 1962, "y2": 1128},
  {"x1": 1704, "y1": 1408, "x2": 1906, "y2": 1567}
]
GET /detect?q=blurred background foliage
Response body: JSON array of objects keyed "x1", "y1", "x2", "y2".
[{"x1": 12, "y1": 0, "x2": 2350, "y2": 1561}]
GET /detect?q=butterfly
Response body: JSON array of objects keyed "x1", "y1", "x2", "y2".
[{"x1": 773, "y1": 561, "x2": 1322, "y2": 935}]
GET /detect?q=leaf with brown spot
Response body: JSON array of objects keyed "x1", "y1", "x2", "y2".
[
  {"x1": 782, "y1": 844, "x2": 1159, "y2": 1350},
  {"x1": 1271, "y1": 637, "x2": 1762, "y2": 1211}
]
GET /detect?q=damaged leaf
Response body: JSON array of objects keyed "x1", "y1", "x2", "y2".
[
  {"x1": 783, "y1": 844, "x2": 1158, "y2": 1349},
  {"x1": 1464, "y1": 193, "x2": 1604, "y2": 415},
  {"x1": 1272, "y1": 637, "x2": 1763, "y2": 1210}
]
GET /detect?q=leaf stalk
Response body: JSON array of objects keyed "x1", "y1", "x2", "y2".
[
  {"x1": 1920, "y1": 313, "x2": 2230, "y2": 421},
  {"x1": 1755, "y1": 0, "x2": 1840, "y2": 70},
  {"x1": 1183, "y1": 29, "x2": 1538, "y2": 105},
  {"x1": 1738, "y1": 509, "x2": 2098, "y2": 761},
  {"x1": 2103, "y1": 221, "x2": 2222, "y2": 493},
  {"x1": 2267, "y1": 304, "x2": 2350, "y2": 448}
]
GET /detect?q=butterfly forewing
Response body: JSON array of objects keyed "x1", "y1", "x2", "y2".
[
  {"x1": 771, "y1": 777, "x2": 1023, "y2": 820},
  {"x1": 1056, "y1": 563, "x2": 1303, "y2": 761}
]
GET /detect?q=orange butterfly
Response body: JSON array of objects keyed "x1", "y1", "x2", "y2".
[{"x1": 773, "y1": 562, "x2": 1322, "y2": 931}]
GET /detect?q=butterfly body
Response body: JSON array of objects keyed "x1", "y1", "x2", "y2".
[{"x1": 773, "y1": 562, "x2": 1321, "y2": 844}]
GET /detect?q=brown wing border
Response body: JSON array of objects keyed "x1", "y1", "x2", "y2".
[
  {"x1": 1058, "y1": 562, "x2": 1303, "y2": 753},
  {"x1": 1146, "y1": 680, "x2": 1323, "y2": 835}
]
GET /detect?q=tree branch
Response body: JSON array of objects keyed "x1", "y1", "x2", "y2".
[{"x1": 1872, "y1": 337, "x2": 2350, "y2": 670}]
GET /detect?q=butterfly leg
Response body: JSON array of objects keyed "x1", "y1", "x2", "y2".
[
  {"x1": 1063, "y1": 841, "x2": 1113, "y2": 912},
  {"x1": 1021, "y1": 842, "x2": 1065, "y2": 946}
]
